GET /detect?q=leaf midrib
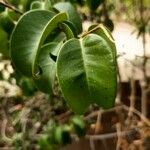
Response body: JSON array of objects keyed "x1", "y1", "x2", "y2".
[{"x1": 79, "y1": 38, "x2": 91, "y2": 98}]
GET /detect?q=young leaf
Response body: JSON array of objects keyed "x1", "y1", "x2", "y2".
[
  {"x1": 30, "y1": 0, "x2": 52, "y2": 10},
  {"x1": 30, "y1": 1, "x2": 44, "y2": 10},
  {"x1": 53, "y1": 2, "x2": 82, "y2": 34},
  {"x1": 59, "y1": 22, "x2": 75, "y2": 40},
  {"x1": 11, "y1": 10, "x2": 68, "y2": 77},
  {"x1": 57, "y1": 34, "x2": 117, "y2": 114}
]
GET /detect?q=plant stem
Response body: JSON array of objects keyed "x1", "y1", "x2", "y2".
[
  {"x1": 0, "y1": 0, "x2": 23, "y2": 14},
  {"x1": 139, "y1": 0, "x2": 149, "y2": 117},
  {"x1": 126, "y1": 67, "x2": 136, "y2": 125}
]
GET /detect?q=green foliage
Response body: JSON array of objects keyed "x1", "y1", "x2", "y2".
[
  {"x1": 54, "y1": 125, "x2": 72, "y2": 145},
  {"x1": 0, "y1": 0, "x2": 118, "y2": 148},
  {"x1": 39, "y1": 135, "x2": 55, "y2": 150},
  {"x1": 30, "y1": 0, "x2": 52, "y2": 10},
  {"x1": 34, "y1": 43, "x2": 61, "y2": 94},
  {"x1": 57, "y1": 33, "x2": 116, "y2": 114},
  {"x1": 30, "y1": 1, "x2": 44, "y2": 10},
  {"x1": 10, "y1": 1, "x2": 117, "y2": 114},
  {"x1": 71, "y1": 116, "x2": 86, "y2": 136},
  {"x1": 11, "y1": 10, "x2": 66, "y2": 77},
  {"x1": 1, "y1": 0, "x2": 150, "y2": 148},
  {"x1": 39, "y1": 117, "x2": 85, "y2": 149},
  {"x1": 18, "y1": 76, "x2": 37, "y2": 96},
  {"x1": 53, "y1": 2, "x2": 82, "y2": 34}
]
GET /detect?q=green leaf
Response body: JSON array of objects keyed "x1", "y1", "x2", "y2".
[
  {"x1": 59, "y1": 22, "x2": 75, "y2": 40},
  {"x1": 53, "y1": 2, "x2": 82, "y2": 34},
  {"x1": 34, "y1": 42, "x2": 62, "y2": 94},
  {"x1": 21, "y1": 0, "x2": 39, "y2": 11},
  {"x1": 71, "y1": 116, "x2": 85, "y2": 137},
  {"x1": 63, "y1": 21, "x2": 78, "y2": 37},
  {"x1": 30, "y1": 1, "x2": 44, "y2": 10},
  {"x1": 19, "y1": 76, "x2": 36, "y2": 96},
  {"x1": 86, "y1": 0, "x2": 104, "y2": 10},
  {"x1": 45, "y1": 21, "x2": 77, "y2": 44},
  {"x1": 57, "y1": 34, "x2": 117, "y2": 114},
  {"x1": 54, "y1": 126, "x2": 71, "y2": 145},
  {"x1": 30, "y1": 0, "x2": 52, "y2": 10},
  {"x1": 11, "y1": 10, "x2": 68, "y2": 77},
  {"x1": 39, "y1": 135, "x2": 53, "y2": 150},
  {"x1": 88, "y1": 24, "x2": 116, "y2": 59},
  {"x1": 44, "y1": 28, "x2": 66, "y2": 43}
]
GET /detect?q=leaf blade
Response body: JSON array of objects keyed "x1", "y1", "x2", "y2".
[
  {"x1": 11, "y1": 10, "x2": 68, "y2": 77},
  {"x1": 34, "y1": 42, "x2": 62, "y2": 94},
  {"x1": 57, "y1": 34, "x2": 117, "y2": 114},
  {"x1": 53, "y1": 2, "x2": 82, "y2": 34}
]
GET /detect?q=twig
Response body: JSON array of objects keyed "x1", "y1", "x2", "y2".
[
  {"x1": 116, "y1": 60, "x2": 122, "y2": 104},
  {"x1": 116, "y1": 123, "x2": 122, "y2": 150},
  {"x1": 84, "y1": 105, "x2": 150, "y2": 126},
  {"x1": 84, "y1": 105, "x2": 123, "y2": 121},
  {"x1": 126, "y1": 67, "x2": 136, "y2": 125},
  {"x1": 0, "y1": 98, "x2": 13, "y2": 143},
  {"x1": 123, "y1": 105, "x2": 150, "y2": 126},
  {"x1": 79, "y1": 25, "x2": 101, "y2": 38},
  {"x1": 139, "y1": 0, "x2": 149, "y2": 117},
  {"x1": 79, "y1": 24, "x2": 115, "y2": 41},
  {"x1": 20, "y1": 107, "x2": 31, "y2": 150},
  {"x1": 85, "y1": 128, "x2": 139, "y2": 140},
  {"x1": 1, "y1": 119, "x2": 12, "y2": 143},
  {"x1": 94, "y1": 109, "x2": 103, "y2": 134},
  {"x1": 55, "y1": 110, "x2": 73, "y2": 123},
  {"x1": 0, "y1": 0, "x2": 23, "y2": 14},
  {"x1": 89, "y1": 137, "x2": 95, "y2": 150}
]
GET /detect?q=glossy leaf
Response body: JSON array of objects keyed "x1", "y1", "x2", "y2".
[
  {"x1": 11, "y1": 10, "x2": 68, "y2": 77},
  {"x1": 53, "y1": 2, "x2": 82, "y2": 34},
  {"x1": 63, "y1": 21, "x2": 78, "y2": 38},
  {"x1": 21, "y1": 0, "x2": 39, "y2": 11},
  {"x1": 88, "y1": 24, "x2": 116, "y2": 59},
  {"x1": 59, "y1": 22, "x2": 75, "y2": 40},
  {"x1": 57, "y1": 34, "x2": 117, "y2": 114},
  {"x1": 34, "y1": 42, "x2": 62, "y2": 94}
]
